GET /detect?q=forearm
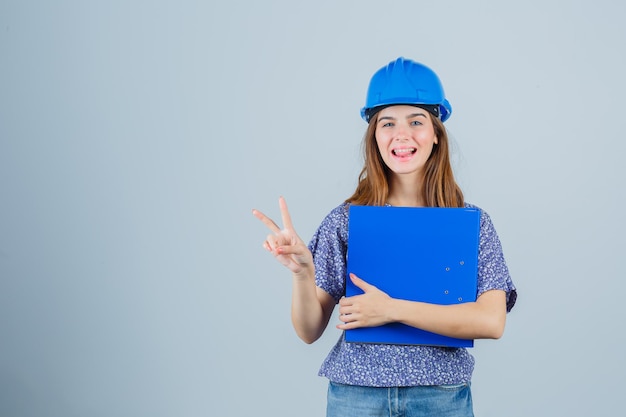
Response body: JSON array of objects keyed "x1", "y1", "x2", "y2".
[
  {"x1": 389, "y1": 290, "x2": 506, "y2": 340},
  {"x1": 253, "y1": 199, "x2": 335, "y2": 343},
  {"x1": 290, "y1": 266, "x2": 332, "y2": 344}
]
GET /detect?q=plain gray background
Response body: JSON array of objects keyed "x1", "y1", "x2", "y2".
[{"x1": 1, "y1": 1, "x2": 624, "y2": 416}]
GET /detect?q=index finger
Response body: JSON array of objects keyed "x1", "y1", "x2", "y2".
[
  {"x1": 278, "y1": 196, "x2": 295, "y2": 231},
  {"x1": 252, "y1": 208, "x2": 282, "y2": 234}
]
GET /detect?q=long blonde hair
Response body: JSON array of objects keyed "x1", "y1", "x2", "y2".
[{"x1": 346, "y1": 112, "x2": 464, "y2": 207}]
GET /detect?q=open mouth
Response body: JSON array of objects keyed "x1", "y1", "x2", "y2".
[{"x1": 392, "y1": 148, "x2": 416, "y2": 156}]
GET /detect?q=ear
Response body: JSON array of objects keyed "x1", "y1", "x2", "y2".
[{"x1": 434, "y1": 135, "x2": 439, "y2": 145}]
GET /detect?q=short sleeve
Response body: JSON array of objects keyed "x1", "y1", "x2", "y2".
[
  {"x1": 476, "y1": 209, "x2": 517, "y2": 312},
  {"x1": 307, "y1": 204, "x2": 349, "y2": 303}
]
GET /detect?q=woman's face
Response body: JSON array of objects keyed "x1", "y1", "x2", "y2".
[{"x1": 375, "y1": 105, "x2": 438, "y2": 177}]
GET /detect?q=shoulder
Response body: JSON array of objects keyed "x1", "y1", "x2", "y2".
[
  {"x1": 464, "y1": 202, "x2": 507, "y2": 256},
  {"x1": 318, "y1": 202, "x2": 350, "y2": 228},
  {"x1": 309, "y1": 202, "x2": 350, "y2": 247},
  {"x1": 464, "y1": 201, "x2": 485, "y2": 214},
  {"x1": 464, "y1": 202, "x2": 503, "y2": 244},
  {"x1": 308, "y1": 203, "x2": 350, "y2": 267},
  {"x1": 464, "y1": 202, "x2": 494, "y2": 225}
]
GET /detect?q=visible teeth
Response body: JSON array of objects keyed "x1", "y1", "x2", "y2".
[{"x1": 393, "y1": 148, "x2": 415, "y2": 155}]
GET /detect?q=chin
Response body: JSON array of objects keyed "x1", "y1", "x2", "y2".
[{"x1": 389, "y1": 164, "x2": 425, "y2": 176}]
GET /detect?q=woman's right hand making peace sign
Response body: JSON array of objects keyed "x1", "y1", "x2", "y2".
[{"x1": 252, "y1": 196, "x2": 313, "y2": 275}]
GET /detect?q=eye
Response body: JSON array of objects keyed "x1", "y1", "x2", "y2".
[
  {"x1": 381, "y1": 122, "x2": 394, "y2": 128},
  {"x1": 410, "y1": 120, "x2": 423, "y2": 126}
]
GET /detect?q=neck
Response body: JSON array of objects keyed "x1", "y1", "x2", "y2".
[{"x1": 387, "y1": 173, "x2": 425, "y2": 207}]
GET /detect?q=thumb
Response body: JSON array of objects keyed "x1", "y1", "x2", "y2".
[{"x1": 349, "y1": 273, "x2": 374, "y2": 292}]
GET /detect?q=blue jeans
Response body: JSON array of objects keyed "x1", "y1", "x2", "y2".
[{"x1": 326, "y1": 381, "x2": 474, "y2": 417}]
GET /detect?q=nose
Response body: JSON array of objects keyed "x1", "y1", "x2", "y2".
[{"x1": 393, "y1": 124, "x2": 410, "y2": 141}]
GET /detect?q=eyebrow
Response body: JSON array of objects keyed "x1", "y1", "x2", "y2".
[{"x1": 378, "y1": 112, "x2": 427, "y2": 121}]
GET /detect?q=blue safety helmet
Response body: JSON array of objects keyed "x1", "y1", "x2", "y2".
[{"x1": 360, "y1": 57, "x2": 452, "y2": 123}]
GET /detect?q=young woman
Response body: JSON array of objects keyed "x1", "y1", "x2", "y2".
[{"x1": 253, "y1": 57, "x2": 517, "y2": 417}]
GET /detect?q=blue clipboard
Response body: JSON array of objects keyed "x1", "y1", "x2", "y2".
[{"x1": 345, "y1": 205, "x2": 480, "y2": 347}]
